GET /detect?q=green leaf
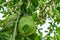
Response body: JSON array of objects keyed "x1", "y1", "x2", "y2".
[
  {"x1": 21, "y1": 3, "x2": 26, "y2": 13},
  {"x1": 0, "y1": 33, "x2": 10, "y2": 40},
  {"x1": 22, "y1": 0, "x2": 28, "y2": 3},
  {"x1": 0, "y1": 27, "x2": 13, "y2": 34},
  {"x1": 56, "y1": 27, "x2": 60, "y2": 34},
  {"x1": 0, "y1": 6, "x2": 4, "y2": 10},
  {"x1": 30, "y1": 0, "x2": 39, "y2": 7},
  {"x1": 56, "y1": 15, "x2": 60, "y2": 22},
  {"x1": 29, "y1": 33, "x2": 37, "y2": 40},
  {"x1": 56, "y1": 7, "x2": 60, "y2": 12},
  {"x1": 4, "y1": 14, "x2": 17, "y2": 28},
  {"x1": 26, "y1": 37, "x2": 32, "y2": 40},
  {"x1": 46, "y1": 36, "x2": 50, "y2": 40},
  {"x1": 0, "y1": 0, "x2": 6, "y2": 4},
  {"x1": 13, "y1": 0, "x2": 20, "y2": 5},
  {"x1": 32, "y1": 12, "x2": 37, "y2": 21},
  {"x1": 35, "y1": 36, "x2": 40, "y2": 40},
  {"x1": 55, "y1": 0, "x2": 60, "y2": 4},
  {"x1": 26, "y1": 5, "x2": 35, "y2": 14}
]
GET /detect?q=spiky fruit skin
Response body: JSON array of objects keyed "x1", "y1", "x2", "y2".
[{"x1": 18, "y1": 16, "x2": 36, "y2": 36}]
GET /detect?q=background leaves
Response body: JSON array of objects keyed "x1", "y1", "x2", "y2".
[{"x1": 0, "y1": 0, "x2": 60, "y2": 40}]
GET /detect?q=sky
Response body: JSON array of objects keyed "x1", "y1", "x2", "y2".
[
  {"x1": 37, "y1": 18, "x2": 54, "y2": 37},
  {"x1": 0, "y1": 13, "x2": 4, "y2": 20}
]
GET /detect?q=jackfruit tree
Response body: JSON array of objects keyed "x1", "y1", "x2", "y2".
[{"x1": 0, "y1": 0, "x2": 60, "y2": 40}]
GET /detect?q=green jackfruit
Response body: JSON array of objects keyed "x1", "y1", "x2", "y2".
[{"x1": 18, "y1": 15, "x2": 36, "y2": 36}]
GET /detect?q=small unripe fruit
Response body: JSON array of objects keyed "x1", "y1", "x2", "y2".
[{"x1": 18, "y1": 15, "x2": 36, "y2": 36}]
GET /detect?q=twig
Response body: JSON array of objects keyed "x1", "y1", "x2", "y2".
[
  {"x1": 1, "y1": 0, "x2": 13, "y2": 6},
  {"x1": 12, "y1": 12, "x2": 24, "y2": 40},
  {"x1": 12, "y1": 13, "x2": 20, "y2": 40},
  {"x1": 41, "y1": 0, "x2": 52, "y2": 13}
]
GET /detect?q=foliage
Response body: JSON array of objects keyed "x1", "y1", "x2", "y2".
[{"x1": 0, "y1": 0, "x2": 60, "y2": 40}]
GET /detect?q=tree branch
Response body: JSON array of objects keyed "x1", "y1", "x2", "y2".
[{"x1": 41, "y1": 0, "x2": 52, "y2": 13}]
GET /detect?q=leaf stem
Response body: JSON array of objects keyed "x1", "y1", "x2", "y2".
[
  {"x1": 12, "y1": 14, "x2": 20, "y2": 40},
  {"x1": 12, "y1": 12, "x2": 24, "y2": 40}
]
